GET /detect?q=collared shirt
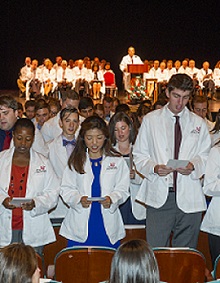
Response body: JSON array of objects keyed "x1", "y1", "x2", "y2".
[{"x1": 0, "y1": 128, "x2": 13, "y2": 152}]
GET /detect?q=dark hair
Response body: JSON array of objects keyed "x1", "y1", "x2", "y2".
[
  {"x1": 167, "y1": 73, "x2": 193, "y2": 93},
  {"x1": 153, "y1": 99, "x2": 167, "y2": 110},
  {"x1": 103, "y1": 96, "x2": 113, "y2": 104},
  {"x1": 61, "y1": 90, "x2": 79, "y2": 102},
  {"x1": 191, "y1": 95, "x2": 208, "y2": 110},
  {"x1": 92, "y1": 63, "x2": 99, "y2": 72},
  {"x1": 211, "y1": 110, "x2": 220, "y2": 135},
  {"x1": 17, "y1": 102, "x2": 24, "y2": 111},
  {"x1": 109, "y1": 112, "x2": 137, "y2": 145},
  {"x1": 49, "y1": 98, "x2": 61, "y2": 112},
  {"x1": 13, "y1": 118, "x2": 35, "y2": 136},
  {"x1": 60, "y1": 107, "x2": 79, "y2": 121},
  {"x1": 94, "y1": 103, "x2": 104, "y2": 111},
  {"x1": 0, "y1": 243, "x2": 38, "y2": 283},
  {"x1": 35, "y1": 98, "x2": 50, "y2": 112},
  {"x1": 68, "y1": 115, "x2": 120, "y2": 173},
  {"x1": 0, "y1": 95, "x2": 18, "y2": 110},
  {"x1": 78, "y1": 97, "x2": 94, "y2": 111},
  {"x1": 115, "y1": 103, "x2": 130, "y2": 114},
  {"x1": 24, "y1": 100, "x2": 36, "y2": 110},
  {"x1": 109, "y1": 240, "x2": 160, "y2": 283},
  {"x1": 136, "y1": 104, "x2": 151, "y2": 118}
]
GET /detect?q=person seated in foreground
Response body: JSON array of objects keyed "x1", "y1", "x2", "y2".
[
  {"x1": 0, "y1": 243, "x2": 41, "y2": 283},
  {"x1": 108, "y1": 239, "x2": 160, "y2": 283}
]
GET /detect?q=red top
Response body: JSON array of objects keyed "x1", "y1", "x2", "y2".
[{"x1": 9, "y1": 164, "x2": 29, "y2": 230}]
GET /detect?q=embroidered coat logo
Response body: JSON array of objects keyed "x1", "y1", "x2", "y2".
[
  {"x1": 190, "y1": 126, "x2": 201, "y2": 134},
  {"x1": 106, "y1": 162, "x2": 117, "y2": 170},
  {"x1": 36, "y1": 165, "x2": 46, "y2": 173}
]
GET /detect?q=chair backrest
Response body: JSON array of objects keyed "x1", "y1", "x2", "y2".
[
  {"x1": 103, "y1": 72, "x2": 115, "y2": 86},
  {"x1": 54, "y1": 246, "x2": 115, "y2": 283},
  {"x1": 153, "y1": 247, "x2": 206, "y2": 283},
  {"x1": 214, "y1": 254, "x2": 220, "y2": 279}
]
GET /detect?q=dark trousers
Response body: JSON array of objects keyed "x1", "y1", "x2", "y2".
[
  {"x1": 146, "y1": 192, "x2": 202, "y2": 248},
  {"x1": 208, "y1": 233, "x2": 220, "y2": 267}
]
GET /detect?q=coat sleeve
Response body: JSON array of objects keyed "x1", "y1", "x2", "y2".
[{"x1": 203, "y1": 146, "x2": 220, "y2": 197}]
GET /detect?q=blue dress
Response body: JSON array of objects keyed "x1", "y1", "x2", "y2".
[{"x1": 68, "y1": 157, "x2": 120, "y2": 248}]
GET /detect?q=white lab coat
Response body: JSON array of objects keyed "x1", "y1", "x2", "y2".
[
  {"x1": 201, "y1": 146, "x2": 220, "y2": 236},
  {"x1": 133, "y1": 105, "x2": 211, "y2": 213},
  {"x1": 114, "y1": 144, "x2": 146, "y2": 220},
  {"x1": 59, "y1": 155, "x2": 130, "y2": 244},
  {"x1": 0, "y1": 148, "x2": 59, "y2": 247},
  {"x1": 119, "y1": 54, "x2": 143, "y2": 90},
  {"x1": 48, "y1": 135, "x2": 70, "y2": 219}
]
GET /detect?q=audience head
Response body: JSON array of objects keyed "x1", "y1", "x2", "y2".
[
  {"x1": 166, "y1": 74, "x2": 193, "y2": 115},
  {"x1": 78, "y1": 97, "x2": 94, "y2": 118},
  {"x1": 153, "y1": 99, "x2": 167, "y2": 110},
  {"x1": 59, "y1": 107, "x2": 79, "y2": 139},
  {"x1": 17, "y1": 102, "x2": 24, "y2": 119},
  {"x1": 49, "y1": 98, "x2": 61, "y2": 118},
  {"x1": 191, "y1": 95, "x2": 209, "y2": 119},
  {"x1": 61, "y1": 90, "x2": 79, "y2": 110},
  {"x1": 174, "y1": 60, "x2": 181, "y2": 70},
  {"x1": 35, "y1": 99, "x2": 50, "y2": 128},
  {"x1": 203, "y1": 61, "x2": 209, "y2": 70},
  {"x1": 115, "y1": 103, "x2": 130, "y2": 115},
  {"x1": 94, "y1": 103, "x2": 105, "y2": 119},
  {"x1": 56, "y1": 56, "x2": 62, "y2": 66},
  {"x1": 136, "y1": 104, "x2": 151, "y2": 126},
  {"x1": 24, "y1": 100, "x2": 36, "y2": 120},
  {"x1": 112, "y1": 97, "x2": 120, "y2": 113},
  {"x1": 0, "y1": 243, "x2": 40, "y2": 283},
  {"x1": 0, "y1": 95, "x2": 18, "y2": 131},
  {"x1": 25, "y1": 57, "x2": 31, "y2": 67},
  {"x1": 103, "y1": 96, "x2": 113, "y2": 117},
  {"x1": 109, "y1": 239, "x2": 160, "y2": 283},
  {"x1": 69, "y1": 115, "x2": 118, "y2": 173},
  {"x1": 109, "y1": 111, "x2": 137, "y2": 145}
]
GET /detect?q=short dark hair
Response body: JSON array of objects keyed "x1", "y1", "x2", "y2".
[
  {"x1": 191, "y1": 95, "x2": 208, "y2": 110},
  {"x1": 103, "y1": 96, "x2": 113, "y2": 104},
  {"x1": 0, "y1": 95, "x2": 18, "y2": 110},
  {"x1": 167, "y1": 73, "x2": 193, "y2": 93},
  {"x1": 78, "y1": 97, "x2": 94, "y2": 111},
  {"x1": 35, "y1": 99, "x2": 50, "y2": 112},
  {"x1": 13, "y1": 118, "x2": 35, "y2": 136},
  {"x1": 60, "y1": 107, "x2": 79, "y2": 121},
  {"x1": 61, "y1": 90, "x2": 79, "y2": 102},
  {"x1": 24, "y1": 100, "x2": 36, "y2": 110},
  {"x1": 17, "y1": 102, "x2": 24, "y2": 111}
]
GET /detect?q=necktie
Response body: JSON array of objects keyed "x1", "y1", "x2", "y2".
[
  {"x1": 2, "y1": 131, "x2": 11, "y2": 150},
  {"x1": 173, "y1": 116, "x2": 182, "y2": 191},
  {"x1": 63, "y1": 139, "x2": 76, "y2": 147}
]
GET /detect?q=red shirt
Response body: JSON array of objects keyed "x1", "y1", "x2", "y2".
[{"x1": 9, "y1": 164, "x2": 29, "y2": 230}]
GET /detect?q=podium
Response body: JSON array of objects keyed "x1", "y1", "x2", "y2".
[{"x1": 127, "y1": 64, "x2": 148, "y2": 74}]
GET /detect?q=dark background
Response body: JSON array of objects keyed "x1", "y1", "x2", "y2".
[{"x1": 1, "y1": 0, "x2": 220, "y2": 90}]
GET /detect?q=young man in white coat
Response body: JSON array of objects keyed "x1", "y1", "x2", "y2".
[
  {"x1": 48, "y1": 107, "x2": 79, "y2": 222},
  {"x1": 133, "y1": 73, "x2": 211, "y2": 248}
]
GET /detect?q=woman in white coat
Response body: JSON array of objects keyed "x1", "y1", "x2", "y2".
[
  {"x1": 109, "y1": 112, "x2": 146, "y2": 224},
  {"x1": 201, "y1": 142, "x2": 220, "y2": 266},
  {"x1": 0, "y1": 118, "x2": 59, "y2": 254},
  {"x1": 59, "y1": 116, "x2": 130, "y2": 248}
]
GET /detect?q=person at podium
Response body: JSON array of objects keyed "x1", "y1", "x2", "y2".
[{"x1": 119, "y1": 46, "x2": 143, "y2": 91}]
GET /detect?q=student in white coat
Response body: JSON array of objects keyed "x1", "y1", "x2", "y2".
[
  {"x1": 200, "y1": 142, "x2": 220, "y2": 266},
  {"x1": 109, "y1": 111, "x2": 146, "y2": 224},
  {"x1": 59, "y1": 116, "x2": 130, "y2": 248},
  {"x1": 48, "y1": 107, "x2": 79, "y2": 222},
  {"x1": 133, "y1": 74, "x2": 211, "y2": 248},
  {"x1": 0, "y1": 118, "x2": 59, "y2": 253},
  {"x1": 41, "y1": 90, "x2": 80, "y2": 142}
]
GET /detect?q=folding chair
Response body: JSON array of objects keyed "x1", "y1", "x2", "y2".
[
  {"x1": 153, "y1": 247, "x2": 206, "y2": 283},
  {"x1": 54, "y1": 246, "x2": 115, "y2": 283}
]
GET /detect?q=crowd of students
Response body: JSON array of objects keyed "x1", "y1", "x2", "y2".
[{"x1": 1, "y1": 71, "x2": 220, "y2": 281}]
